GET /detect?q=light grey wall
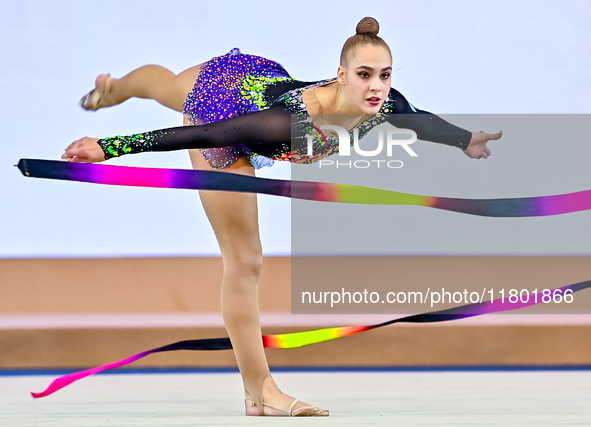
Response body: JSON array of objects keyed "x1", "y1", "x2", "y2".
[{"x1": 1, "y1": 0, "x2": 589, "y2": 257}]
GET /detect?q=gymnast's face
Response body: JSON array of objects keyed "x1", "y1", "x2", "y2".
[{"x1": 338, "y1": 44, "x2": 392, "y2": 115}]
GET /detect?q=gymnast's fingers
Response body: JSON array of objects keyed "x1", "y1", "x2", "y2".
[
  {"x1": 489, "y1": 130, "x2": 503, "y2": 140},
  {"x1": 62, "y1": 147, "x2": 85, "y2": 161},
  {"x1": 61, "y1": 149, "x2": 74, "y2": 160}
]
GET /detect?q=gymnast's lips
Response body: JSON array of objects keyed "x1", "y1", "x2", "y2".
[{"x1": 366, "y1": 97, "x2": 381, "y2": 106}]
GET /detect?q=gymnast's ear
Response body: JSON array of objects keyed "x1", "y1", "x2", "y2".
[{"x1": 337, "y1": 65, "x2": 347, "y2": 85}]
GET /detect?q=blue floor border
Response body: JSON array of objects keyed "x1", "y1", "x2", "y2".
[{"x1": 2, "y1": 365, "x2": 591, "y2": 376}]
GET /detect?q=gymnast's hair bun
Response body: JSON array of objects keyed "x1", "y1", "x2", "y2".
[{"x1": 356, "y1": 17, "x2": 380, "y2": 36}]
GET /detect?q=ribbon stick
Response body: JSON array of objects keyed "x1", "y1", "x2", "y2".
[
  {"x1": 31, "y1": 279, "x2": 591, "y2": 398},
  {"x1": 17, "y1": 158, "x2": 591, "y2": 217}
]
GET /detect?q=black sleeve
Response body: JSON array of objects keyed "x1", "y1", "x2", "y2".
[
  {"x1": 263, "y1": 79, "x2": 317, "y2": 104},
  {"x1": 384, "y1": 88, "x2": 472, "y2": 150},
  {"x1": 98, "y1": 107, "x2": 293, "y2": 160}
]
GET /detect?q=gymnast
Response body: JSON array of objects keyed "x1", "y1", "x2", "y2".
[{"x1": 63, "y1": 17, "x2": 501, "y2": 416}]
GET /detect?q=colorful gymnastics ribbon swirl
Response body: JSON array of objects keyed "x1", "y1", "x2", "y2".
[
  {"x1": 16, "y1": 159, "x2": 591, "y2": 217},
  {"x1": 31, "y1": 279, "x2": 591, "y2": 398},
  {"x1": 16, "y1": 159, "x2": 591, "y2": 397}
]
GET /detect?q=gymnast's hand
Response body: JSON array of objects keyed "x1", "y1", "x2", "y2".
[
  {"x1": 463, "y1": 130, "x2": 503, "y2": 159},
  {"x1": 62, "y1": 137, "x2": 106, "y2": 163}
]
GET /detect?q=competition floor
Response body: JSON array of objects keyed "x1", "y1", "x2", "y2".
[{"x1": 2, "y1": 369, "x2": 590, "y2": 426}]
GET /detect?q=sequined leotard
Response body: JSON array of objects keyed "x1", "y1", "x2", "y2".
[
  {"x1": 98, "y1": 49, "x2": 472, "y2": 164},
  {"x1": 182, "y1": 48, "x2": 294, "y2": 169}
]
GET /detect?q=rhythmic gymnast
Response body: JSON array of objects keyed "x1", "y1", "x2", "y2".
[{"x1": 62, "y1": 17, "x2": 502, "y2": 416}]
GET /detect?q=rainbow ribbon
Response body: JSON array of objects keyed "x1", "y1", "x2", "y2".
[
  {"x1": 17, "y1": 159, "x2": 591, "y2": 397},
  {"x1": 31, "y1": 279, "x2": 591, "y2": 398},
  {"x1": 17, "y1": 158, "x2": 591, "y2": 217}
]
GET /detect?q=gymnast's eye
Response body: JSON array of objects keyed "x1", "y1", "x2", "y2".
[
  {"x1": 358, "y1": 72, "x2": 369, "y2": 78},
  {"x1": 381, "y1": 72, "x2": 390, "y2": 79}
]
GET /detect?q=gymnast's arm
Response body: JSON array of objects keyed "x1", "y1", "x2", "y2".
[
  {"x1": 62, "y1": 96, "x2": 501, "y2": 163},
  {"x1": 62, "y1": 107, "x2": 294, "y2": 163},
  {"x1": 384, "y1": 88, "x2": 502, "y2": 159}
]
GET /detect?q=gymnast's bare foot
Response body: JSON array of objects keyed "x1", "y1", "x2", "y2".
[
  {"x1": 244, "y1": 375, "x2": 329, "y2": 416},
  {"x1": 79, "y1": 74, "x2": 114, "y2": 111}
]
